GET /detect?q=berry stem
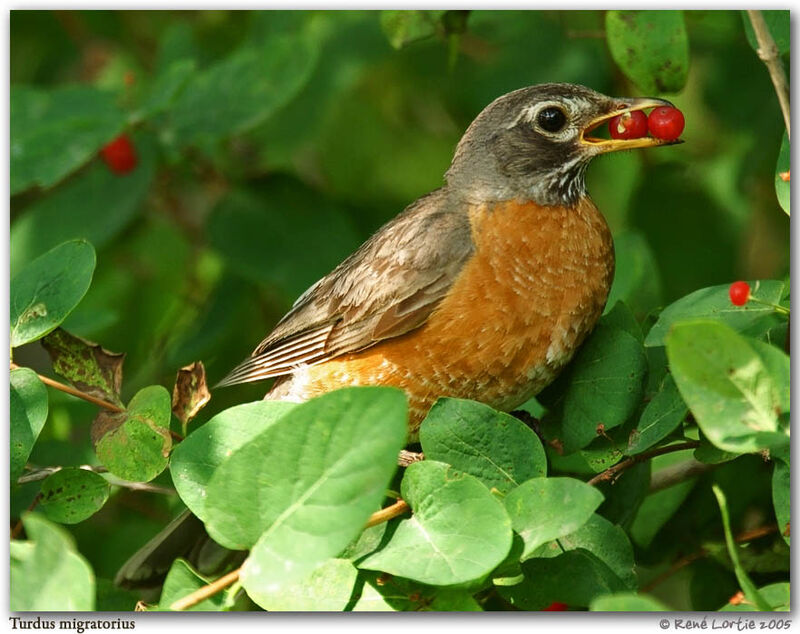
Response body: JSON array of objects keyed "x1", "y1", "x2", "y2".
[{"x1": 748, "y1": 296, "x2": 790, "y2": 316}]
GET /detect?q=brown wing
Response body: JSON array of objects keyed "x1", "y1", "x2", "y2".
[{"x1": 217, "y1": 189, "x2": 474, "y2": 387}]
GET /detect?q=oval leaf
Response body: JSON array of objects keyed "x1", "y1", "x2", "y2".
[
  {"x1": 10, "y1": 239, "x2": 96, "y2": 348},
  {"x1": 160, "y1": 558, "x2": 224, "y2": 612},
  {"x1": 605, "y1": 10, "x2": 689, "y2": 93},
  {"x1": 170, "y1": 400, "x2": 298, "y2": 522},
  {"x1": 11, "y1": 513, "x2": 95, "y2": 610},
  {"x1": 245, "y1": 558, "x2": 358, "y2": 612},
  {"x1": 666, "y1": 321, "x2": 789, "y2": 454},
  {"x1": 11, "y1": 367, "x2": 48, "y2": 482},
  {"x1": 359, "y1": 460, "x2": 512, "y2": 586},
  {"x1": 204, "y1": 387, "x2": 406, "y2": 595},
  {"x1": 626, "y1": 374, "x2": 688, "y2": 455},
  {"x1": 504, "y1": 477, "x2": 604, "y2": 560},
  {"x1": 539, "y1": 325, "x2": 647, "y2": 453},
  {"x1": 419, "y1": 398, "x2": 547, "y2": 494},
  {"x1": 94, "y1": 385, "x2": 172, "y2": 482},
  {"x1": 11, "y1": 85, "x2": 127, "y2": 195},
  {"x1": 591, "y1": 592, "x2": 669, "y2": 611},
  {"x1": 40, "y1": 468, "x2": 110, "y2": 525},
  {"x1": 646, "y1": 280, "x2": 786, "y2": 347}
]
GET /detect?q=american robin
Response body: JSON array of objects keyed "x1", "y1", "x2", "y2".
[
  {"x1": 117, "y1": 83, "x2": 680, "y2": 590},
  {"x1": 218, "y1": 83, "x2": 678, "y2": 435}
]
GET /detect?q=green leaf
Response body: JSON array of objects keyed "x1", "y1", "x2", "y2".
[
  {"x1": 360, "y1": 460, "x2": 512, "y2": 585},
  {"x1": 39, "y1": 468, "x2": 110, "y2": 525},
  {"x1": 351, "y1": 571, "x2": 481, "y2": 611},
  {"x1": 719, "y1": 582, "x2": 790, "y2": 612},
  {"x1": 380, "y1": 10, "x2": 445, "y2": 49},
  {"x1": 772, "y1": 454, "x2": 790, "y2": 545},
  {"x1": 711, "y1": 484, "x2": 771, "y2": 611},
  {"x1": 419, "y1": 398, "x2": 547, "y2": 494},
  {"x1": 504, "y1": 478, "x2": 603, "y2": 560},
  {"x1": 539, "y1": 325, "x2": 648, "y2": 453},
  {"x1": 160, "y1": 558, "x2": 224, "y2": 611},
  {"x1": 11, "y1": 513, "x2": 95, "y2": 610},
  {"x1": 246, "y1": 558, "x2": 357, "y2": 611},
  {"x1": 774, "y1": 131, "x2": 789, "y2": 215},
  {"x1": 41, "y1": 328, "x2": 125, "y2": 406},
  {"x1": 208, "y1": 181, "x2": 360, "y2": 299},
  {"x1": 11, "y1": 85, "x2": 127, "y2": 194},
  {"x1": 626, "y1": 374, "x2": 688, "y2": 455},
  {"x1": 742, "y1": 10, "x2": 790, "y2": 55},
  {"x1": 135, "y1": 59, "x2": 196, "y2": 121},
  {"x1": 499, "y1": 549, "x2": 628, "y2": 609},
  {"x1": 201, "y1": 388, "x2": 406, "y2": 593},
  {"x1": 591, "y1": 592, "x2": 669, "y2": 611},
  {"x1": 629, "y1": 478, "x2": 695, "y2": 549},
  {"x1": 171, "y1": 400, "x2": 298, "y2": 523},
  {"x1": 11, "y1": 367, "x2": 48, "y2": 482},
  {"x1": 164, "y1": 32, "x2": 319, "y2": 150},
  {"x1": 10, "y1": 132, "x2": 156, "y2": 271},
  {"x1": 666, "y1": 321, "x2": 789, "y2": 454},
  {"x1": 645, "y1": 280, "x2": 786, "y2": 347},
  {"x1": 605, "y1": 11, "x2": 689, "y2": 93},
  {"x1": 556, "y1": 514, "x2": 637, "y2": 589},
  {"x1": 94, "y1": 385, "x2": 172, "y2": 482},
  {"x1": 10, "y1": 239, "x2": 96, "y2": 348}
]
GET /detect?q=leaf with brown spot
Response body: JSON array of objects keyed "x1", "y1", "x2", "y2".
[
  {"x1": 172, "y1": 361, "x2": 211, "y2": 426},
  {"x1": 42, "y1": 328, "x2": 125, "y2": 406},
  {"x1": 93, "y1": 385, "x2": 172, "y2": 482}
]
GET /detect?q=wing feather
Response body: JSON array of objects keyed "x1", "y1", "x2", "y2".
[{"x1": 218, "y1": 189, "x2": 474, "y2": 387}]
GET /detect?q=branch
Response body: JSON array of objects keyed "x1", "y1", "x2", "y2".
[
  {"x1": 642, "y1": 523, "x2": 779, "y2": 593},
  {"x1": 169, "y1": 498, "x2": 412, "y2": 611},
  {"x1": 586, "y1": 441, "x2": 700, "y2": 487},
  {"x1": 747, "y1": 10, "x2": 790, "y2": 138},
  {"x1": 11, "y1": 362, "x2": 125, "y2": 413},
  {"x1": 11, "y1": 363, "x2": 183, "y2": 442},
  {"x1": 170, "y1": 567, "x2": 241, "y2": 611},
  {"x1": 17, "y1": 464, "x2": 175, "y2": 495}
]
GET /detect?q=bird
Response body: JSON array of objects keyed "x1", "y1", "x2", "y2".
[
  {"x1": 117, "y1": 82, "x2": 680, "y2": 590},
  {"x1": 217, "y1": 82, "x2": 678, "y2": 436}
]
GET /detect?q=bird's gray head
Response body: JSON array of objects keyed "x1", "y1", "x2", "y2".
[{"x1": 445, "y1": 83, "x2": 678, "y2": 207}]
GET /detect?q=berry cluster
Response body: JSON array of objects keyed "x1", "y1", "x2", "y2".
[{"x1": 609, "y1": 106, "x2": 685, "y2": 142}]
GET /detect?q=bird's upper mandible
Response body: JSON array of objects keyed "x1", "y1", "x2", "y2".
[{"x1": 445, "y1": 82, "x2": 679, "y2": 207}]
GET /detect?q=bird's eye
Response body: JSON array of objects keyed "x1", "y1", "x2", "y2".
[{"x1": 537, "y1": 107, "x2": 568, "y2": 133}]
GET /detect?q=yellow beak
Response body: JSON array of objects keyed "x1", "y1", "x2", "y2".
[{"x1": 580, "y1": 97, "x2": 684, "y2": 151}]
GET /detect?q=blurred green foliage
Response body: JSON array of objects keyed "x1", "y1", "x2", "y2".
[{"x1": 10, "y1": 10, "x2": 790, "y2": 612}]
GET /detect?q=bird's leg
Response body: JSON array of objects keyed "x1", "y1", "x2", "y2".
[{"x1": 397, "y1": 449, "x2": 424, "y2": 467}]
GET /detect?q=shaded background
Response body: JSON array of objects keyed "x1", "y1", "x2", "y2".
[{"x1": 10, "y1": 10, "x2": 789, "y2": 609}]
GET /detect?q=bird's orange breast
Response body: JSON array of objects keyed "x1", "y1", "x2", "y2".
[{"x1": 281, "y1": 196, "x2": 614, "y2": 435}]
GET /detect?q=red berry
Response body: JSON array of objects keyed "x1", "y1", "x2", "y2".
[
  {"x1": 608, "y1": 110, "x2": 648, "y2": 140},
  {"x1": 101, "y1": 134, "x2": 138, "y2": 174},
  {"x1": 543, "y1": 601, "x2": 568, "y2": 611},
  {"x1": 729, "y1": 281, "x2": 751, "y2": 306},
  {"x1": 647, "y1": 106, "x2": 685, "y2": 141}
]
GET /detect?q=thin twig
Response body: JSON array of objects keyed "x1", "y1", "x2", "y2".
[
  {"x1": 10, "y1": 494, "x2": 42, "y2": 540},
  {"x1": 365, "y1": 499, "x2": 410, "y2": 527},
  {"x1": 17, "y1": 464, "x2": 174, "y2": 495},
  {"x1": 649, "y1": 458, "x2": 714, "y2": 493},
  {"x1": 747, "y1": 10, "x2": 790, "y2": 138},
  {"x1": 170, "y1": 498, "x2": 412, "y2": 611},
  {"x1": 170, "y1": 568, "x2": 241, "y2": 611},
  {"x1": 11, "y1": 362, "x2": 124, "y2": 413},
  {"x1": 586, "y1": 441, "x2": 700, "y2": 487},
  {"x1": 11, "y1": 363, "x2": 183, "y2": 442},
  {"x1": 641, "y1": 524, "x2": 779, "y2": 593}
]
